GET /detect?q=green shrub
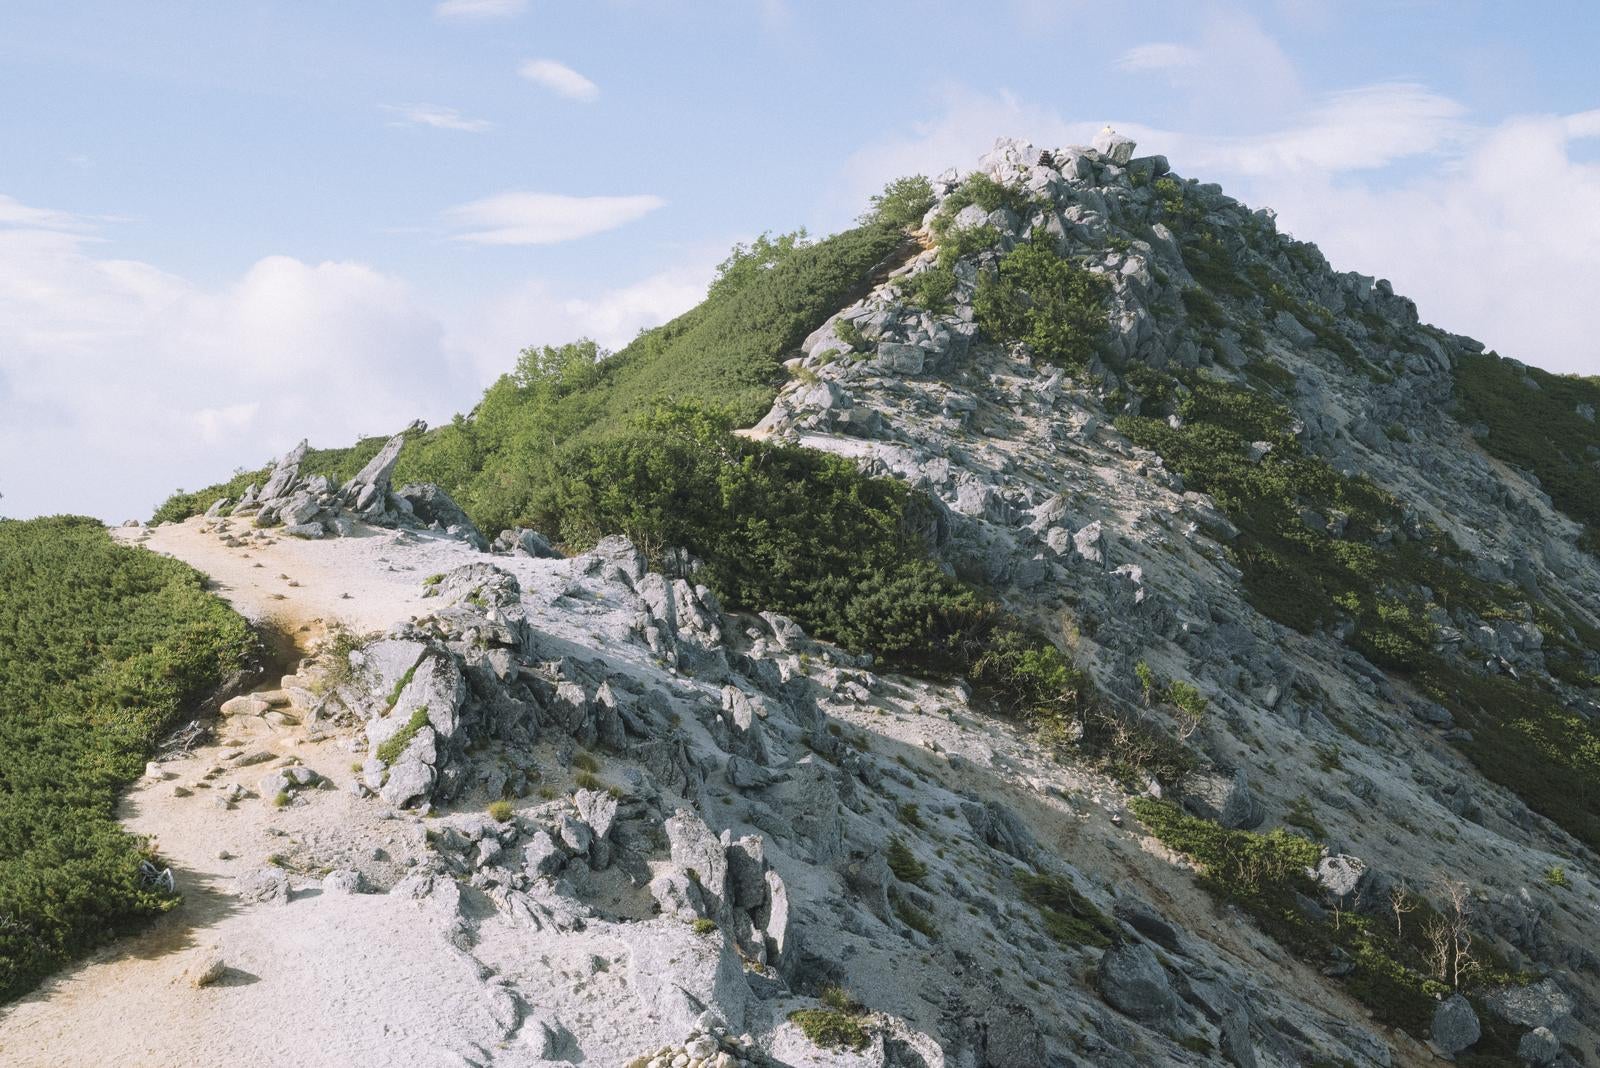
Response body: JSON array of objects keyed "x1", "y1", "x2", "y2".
[
  {"x1": 1116, "y1": 373, "x2": 1437, "y2": 667},
  {"x1": 892, "y1": 893, "x2": 937, "y2": 938},
  {"x1": 934, "y1": 172, "x2": 1039, "y2": 223},
  {"x1": 863, "y1": 175, "x2": 935, "y2": 230},
  {"x1": 691, "y1": 917, "x2": 718, "y2": 935},
  {"x1": 820, "y1": 985, "x2": 864, "y2": 1014},
  {"x1": 1454, "y1": 352, "x2": 1600, "y2": 549},
  {"x1": 1421, "y1": 662, "x2": 1600, "y2": 853},
  {"x1": 1017, "y1": 872, "x2": 1116, "y2": 947},
  {"x1": 903, "y1": 261, "x2": 958, "y2": 313},
  {"x1": 833, "y1": 317, "x2": 865, "y2": 351},
  {"x1": 1129, "y1": 798, "x2": 1320, "y2": 904},
  {"x1": 885, "y1": 836, "x2": 928, "y2": 884},
  {"x1": 789, "y1": 1008, "x2": 870, "y2": 1050},
  {"x1": 1134, "y1": 660, "x2": 1157, "y2": 703},
  {"x1": 707, "y1": 229, "x2": 812, "y2": 302},
  {"x1": 972, "y1": 241, "x2": 1110, "y2": 368},
  {"x1": 487, "y1": 800, "x2": 513, "y2": 823},
  {"x1": 969, "y1": 626, "x2": 1086, "y2": 726},
  {"x1": 375, "y1": 707, "x2": 429, "y2": 766},
  {"x1": 541, "y1": 403, "x2": 984, "y2": 664},
  {"x1": 1164, "y1": 680, "x2": 1207, "y2": 731},
  {"x1": 0, "y1": 517, "x2": 251, "y2": 1001},
  {"x1": 1129, "y1": 798, "x2": 1494, "y2": 1035},
  {"x1": 1544, "y1": 866, "x2": 1569, "y2": 888}
]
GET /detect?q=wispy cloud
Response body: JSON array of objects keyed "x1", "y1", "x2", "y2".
[
  {"x1": 519, "y1": 59, "x2": 600, "y2": 103},
  {"x1": 381, "y1": 104, "x2": 493, "y2": 133},
  {"x1": 434, "y1": 0, "x2": 526, "y2": 18},
  {"x1": 1116, "y1": 43, "x2": 1202, "y2": 72},
  {"x1": 444, "y1": 192, "x2": 665, "y2": 245},
  {"x1": 1186, "y1": 83, "x2": 1468, "y2": 174},
  {"x1": 0, "y1": 194, "x2": 92, "y2": 232}
]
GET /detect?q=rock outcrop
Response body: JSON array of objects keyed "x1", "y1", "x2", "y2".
[{"x1": 220, "y1": 422, "x2": 488, "y2": 548}]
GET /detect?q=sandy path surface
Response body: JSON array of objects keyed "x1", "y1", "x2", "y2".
[
  {"x1": 0, "y1": 519, "x2": 534, "y2": 1068},
  {"x1": 113, "y1": 515, "x2": 498, "y2": 633}
]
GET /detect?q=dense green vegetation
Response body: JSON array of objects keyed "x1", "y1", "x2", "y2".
[
  {"x1": 153, "y1": 216, "x2": 911, "y2": 532},
  {"x1": 1421, "y1": 662, "x2": 1600, "y2": 852},
  {"x1": 388, "y1": 220, "x2": 911, "y2": 536},
  {"x1": 902, "y1": 173, "x2": 1040, "y2": 314},
  {"x1": 861, "y1": 174, "x2": 935, "y2": 231},
  {"x1": 0, "y1": 517, "x2": 251, "y2": 1001},
  {"x1": 1117, "y1": 372, "x2": 1441, "y2": 669},
  {"x1": 1118, "y1": 369, "x2": 1600, "y2": 851},
  {"x1": 1131, "y1": 799, "x2": 1520, "y2": 1037},
  {"x1": 972, "y1": 241, "x2": 1110, "y2": 369},
  {"x1": 1453, "y1": 351, "x2": 1600, "y2": 550},
  {"x1": 542, "y1": 403, "x2": 983, "y2": 662}
]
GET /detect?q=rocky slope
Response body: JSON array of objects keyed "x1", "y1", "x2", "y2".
[{"x1": 5, "y1": 133, "x2": 1599, "y2": 1068}]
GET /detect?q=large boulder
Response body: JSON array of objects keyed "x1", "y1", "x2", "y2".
[
  {"x1": 1312, "y1": 854, "x2": 1369, "y2": 907},
  {"x1": 341, "y1": 430, "x2": 407, "y2": 512},
  {"x1": 233, "y1": 867, "x2": 291, "y2": 906},
  {"x1": 961, "y1": 800, "x2": 1038, "y2": 862},
  {"x1": 395, "y1": 483, "x2": 488, "y2": 549},
  {"x1": 1113, "y1": 895, "x2": 1183, "y2": 953},
  {"x1": 982, "y1": 1003, "x2": 1045, "y2": 1067},
  {"x1": 1092, "y1": 126, "x2": 1137, "y2": 165},
  {"x1": 1432, "y1": 994, "x2": 1480, "y2": 1055},
  {"x1": 1183, "y1": 768, "x2": 1265, "y2": 830},
  {"x1": 1518, "y1": 1026, "x2": 1560, "y2": 1066},
  {"x1": 1485, "y1": 979, "x2": 1573, "y2": 1030},
  {"x1": 1097, "y1": 942, "x2": 1176, "y2": 1021},
  {"x1": 664, "y1": 809, "x2": 729, "y2": 914},
  {"x1": 257, "y1": 440, "x2": 307, "y2": 502}
]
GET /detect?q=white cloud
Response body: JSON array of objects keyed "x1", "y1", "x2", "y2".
[
  {"x1": 0, "y1": 194, "x2": 712, "y2": 520},
  {"x1": 518, "y1": 59, "x2": 600, "y2": 103},
  {"x1": 435, "y1": 0, "x2": 526, "y2": 18},
  {"x1": 1114, "y1": 9, "x2": 1303, "y2": 129},
  {"x1": 1116, "y1": 43, "x2": 1202, "y2": 72},
  {"x1": 1184, "y1": 83, "x2": 1467, "y2": 175},
  {"x1": 445, "y1": 192, "x2": 665, "y2": 245},
  {"x1": 448, "y1": 258, "x2": 715, "y2": 382},
  {"x1": 381, "y1": 104, "x2": 493, "y2": 133},
  {"x1": 0, "y1": 209, "x2": 466, "y2": 521},
  {"x1": 0, "y1": 194, "x2": 91, "y2": 231}
]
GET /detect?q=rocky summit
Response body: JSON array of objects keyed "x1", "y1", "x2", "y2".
[{"x1": 4, "y1": 132, "x2": 1600, "y2": 1068}]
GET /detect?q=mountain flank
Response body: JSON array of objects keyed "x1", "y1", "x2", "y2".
[{"x1": 3, "y1": 131, "x2": 1600, "y2": 1067}]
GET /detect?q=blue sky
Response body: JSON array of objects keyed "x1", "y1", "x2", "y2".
[{"x1": 3, "y1": 0, "x2": 1599, "y2": 520}]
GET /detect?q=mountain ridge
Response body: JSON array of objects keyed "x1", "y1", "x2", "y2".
[{"x1": 5, "y1": 132, "x2": 1599, "y2": 1067}]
